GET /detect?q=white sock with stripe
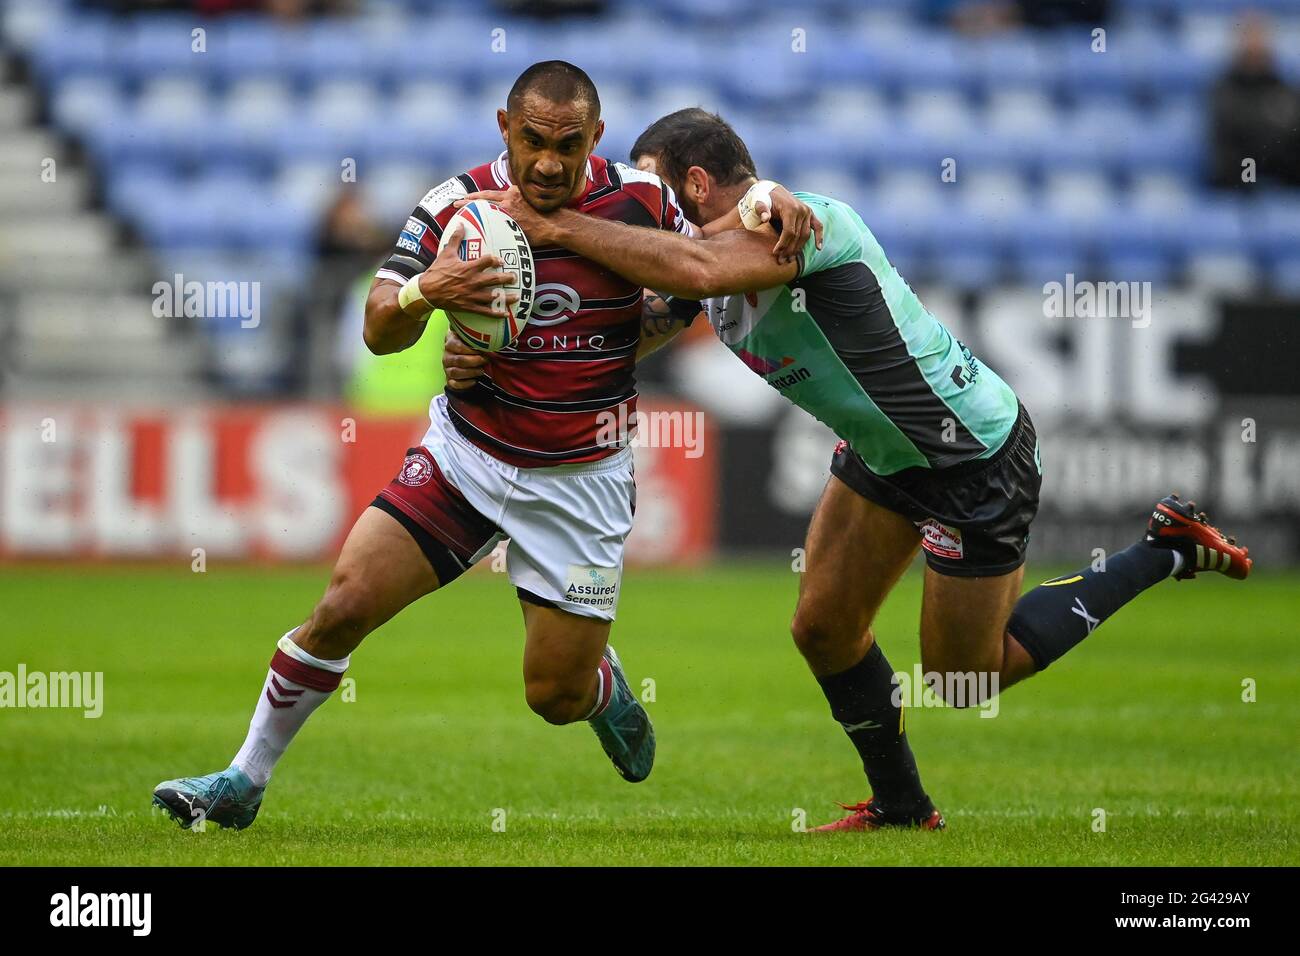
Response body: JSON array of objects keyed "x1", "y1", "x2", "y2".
[
  {"x1": 583, "y1": 655, "x2": 616, "y2": 721},
  {"x1": 231, "y1": 631, "x2": 349, "y2": 788}
]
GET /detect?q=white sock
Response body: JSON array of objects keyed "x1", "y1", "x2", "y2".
[
  {"x1": 1169, "y1": 550, "x2": 1185, "y2": 577},
  {"x1": 231, "y1": 631, "x2": 350, "y2": 788}
]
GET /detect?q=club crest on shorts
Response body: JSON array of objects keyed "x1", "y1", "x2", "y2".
[
  {"x1": 398, "y1": 451, "x2": 434, "y2": 487},
  {"x1": 919, "y1": 519, "x2": 963, "y2": 559}
]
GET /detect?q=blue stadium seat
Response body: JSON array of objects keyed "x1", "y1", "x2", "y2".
[
  {"x1": 655, "y1": 0, "x2": 764, "y2": 25},
  {"x1": 1098, "y1": 249, "x2": 1177, "y2": 285},
  {"x1": 1252, "y1": 195, "x2": 1300, "y2": 262},
  {"x1": 29, "y1": 14, "x2": 117, "y2": 82},
  {"x1": 115, "y1": 16, "x2": 218, "y2": 82},
  {"x1": 966, "y1": 34, "x2": 1050, "y2": 93},
  {"x1": 209, "y1": 16, "x2": 293, "y2": 81},
  {"x1": 1270, "y1": 256, "x2": 1300, "y2": 296},
  {"x1": 1095, "y1": 206, "x2": 1179, "y2": 261},
  {"x1": 1043, "y1": 170, "x2": 1118, "y2": 222},
  {"x1": 105, "y1": 165, "x2": 181, "y2": 224},
  {"x1": 1059, "y1": 99, "x2": 1145, "y2": 176},
  {"x1": 749, "y1": 117, "x2": 870, "y2": 172},
  {"x1": 1176, "y1": 199, "x2": 1246, "y2": 256},
  {"x1": 1012, "y1": 241, "x2": 1092, "y2": 286},
  {"x1": 549, "y1": 18, "x2": 664, "y2": 82},
  {"x1": 808, "y1": 32, "x2": 883, "y2": 86},
  {"x1": 1057, "y1": 30, "x2": 1144, "y2": 98},
  {"x1": 23, "y1": 0, "x2": 1293, "y2": 292},
  {"x1": 705, "y1": 22, "x2": 819, "y2": 107},
  {"x1": 890, "y1": 33, "x2": 973, "y2": 94},
  {"x1": 49, "y1": 77, "x2": 122, "y2": 138},
  {"x1": 384, "y1": 14, "x2": 516, "y2": 86},
  {"x1": 294, "y1": 19, "x2": 385, "y2": 84},
  {"x1": 931, "y1": 248, "x2": 1005, "y2": 291},
  {"x1": 229, "y1": 191, "x2": 317, "y2": 252},
  {"x1": 126, "y1": 179, "x2": 228, "y2": 250},
  {"x1": 3, "y1": 0, "x2": 76, "y2": 57}
]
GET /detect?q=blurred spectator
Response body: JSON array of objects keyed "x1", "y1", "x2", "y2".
[
  {"x1": 495, "y1": 0, "x2": 609, "y2": 19},
  {"x1": 315, "y1": 189, "x2": 388, "y2": 270},
  {"x1": 923, "y1": 0, "x2": 1107, "y2": 33},
  {"x1": 304, "y1": 190, "x2": 387, "y2": 394},
  {"x1": 82, "y1": 0, "x2": 356, "y2": 16},
  {"x1": 313, "y1": 191, "x2": 449, "y2": 414},
  {"x1": 921, "y1": 1, "x2": 1021, "y2": 36},
  {"x1": 1015, "y1": 0, "x2": 1109, "y2": 28},
  {"x1": 1210, "y1": 14, "x2": 1300, "y2": 190}
]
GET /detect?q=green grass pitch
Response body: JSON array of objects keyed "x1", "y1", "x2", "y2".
[{"x1": 1, "y1": 562, "x2": 1296, "y2": 866}]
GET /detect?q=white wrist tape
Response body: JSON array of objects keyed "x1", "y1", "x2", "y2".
[
  {"x1": 397, "y1": 274, "x2": 432, "y2": 319},
  {"x1": 738, "y1": 179, "x2": 780, "y2": 231}
]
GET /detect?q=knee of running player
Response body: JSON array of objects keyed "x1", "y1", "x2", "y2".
[
  {"x1": 789, "y1": 605, "x2": 875, "y2": 672},
  {"x1": 296, "y1": 573, "x2": 377, "y2": 661},
  {"x1": 524, "y1": 672, "x2": 597, "y2": 726}
]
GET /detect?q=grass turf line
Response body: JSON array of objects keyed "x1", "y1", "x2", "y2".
[{"x1": 1, "y1": 563, "x2": 1296, "y2": 865}]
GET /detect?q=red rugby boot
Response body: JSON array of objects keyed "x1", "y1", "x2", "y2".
[
  {"x1": 811, "y1": 797, "x2": 945, "y2": 833},
  {"x1": 1146, "y1": 494, "x2": 1251, "y2": 580}
]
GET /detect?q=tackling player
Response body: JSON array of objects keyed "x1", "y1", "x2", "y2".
[
  {"x1": 448, "y1": 108, "x2": 1253, "y2": 832},
  {"x1": 150, "y1": 65, "x2": 762, "y2": 829}
]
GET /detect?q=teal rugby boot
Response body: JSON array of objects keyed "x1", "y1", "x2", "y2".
[
  {"x1": 152, "y1": 766, "x2": 264, "y2": 830},
  {"x1": 589, "y1": 645, "x2": 655, "y2": 783}
]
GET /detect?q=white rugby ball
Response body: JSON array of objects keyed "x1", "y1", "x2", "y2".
[{"x1": 437, "y1": 199, "x2": 535, "y2": 352}]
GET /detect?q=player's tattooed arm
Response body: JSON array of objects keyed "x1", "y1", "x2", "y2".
[{"x1": 636, "y1": 292, "x2": 698, "y2": 361}]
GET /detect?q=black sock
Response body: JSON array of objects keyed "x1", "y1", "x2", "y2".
[
  {"x1": 1008, "y1": 542, "x2": 1176, "y2": 671},
  {"x1": 816, "y1": 643, "x2": 931, "y2": 816}
]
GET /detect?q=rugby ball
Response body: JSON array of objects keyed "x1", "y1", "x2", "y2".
[{"x1": 437, "y1": 199, "x2": 535, "y2": 352}]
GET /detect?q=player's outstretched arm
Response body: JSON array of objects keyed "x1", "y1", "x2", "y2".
[
  {"x1": 363, "y1": 222, "x2": 513, "y2": 355},
  {"x1": 564, "y1": 219, "x2": 799, "y2": 300},
  {"x1": 702, "y1": 185, "x2": 824, "y2": 264},
  {"x1": 460, "y1": 187, "x2": 798, "y2": 299}
]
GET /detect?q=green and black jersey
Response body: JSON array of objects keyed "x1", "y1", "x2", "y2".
[{"x1": 703, "y1": 192, "x2": 1020, "y2": 475}]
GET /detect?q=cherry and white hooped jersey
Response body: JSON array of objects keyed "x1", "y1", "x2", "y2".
[{"x1": 376, "y1": 153, "x2": 693, "y2": 468}]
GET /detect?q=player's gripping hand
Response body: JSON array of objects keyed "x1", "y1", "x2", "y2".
[
  {"x1": 454, "y1": 187, "x2": 557, "y2": 246},
  {"x1": 415, "y1": 220, "x2": 516, "y2": 318},
  {"x1": 750, "y1": 185, "x2": 824, "y2": 264},
  {"x1": 443, "y1": 329, "x2": 488, "y2": 392}
]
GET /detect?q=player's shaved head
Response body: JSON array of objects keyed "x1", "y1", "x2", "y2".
[
  {"x1": 631, "y1": 108, "x2": 756, "y2": 189},
  {"x1": 499, "y1": 61, "x2": 604, "y2": 212},
  {"x1": 507, "y1": 60, "x2": 601, "y2": 119}
]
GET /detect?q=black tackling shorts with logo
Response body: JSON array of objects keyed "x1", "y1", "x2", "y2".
[{"x1": 830, "y1": 403, "x2": 1043, "y2": 578}]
